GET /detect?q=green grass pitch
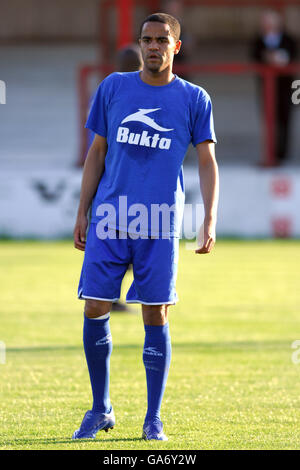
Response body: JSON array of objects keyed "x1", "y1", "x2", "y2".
[{"x1": 0, "y1": 239, "x2": 300, "y2": 450}]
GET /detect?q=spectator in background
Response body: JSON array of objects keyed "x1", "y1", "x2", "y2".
[
  {"x1": 87, "y1": 45, "x2": 143, "y2": 151},
  {"x1": 87, "y1": 44, "x2": 142, "y2": 312},
  {"x1": 116, "y1": 43, "x2": 143, "y2": 72},
  {"x1": 250, "y1": 9, "x2": 297, "y2": 166},
  {"x1": 112, "y1": 44, "x2": 142, "y2": 312}
]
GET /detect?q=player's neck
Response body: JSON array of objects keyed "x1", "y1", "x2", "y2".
[{"x1": 139, "y1": 67, "x2": 175, "y2": 87}]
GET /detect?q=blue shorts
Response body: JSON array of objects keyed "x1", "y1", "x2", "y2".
[{"x1": 78, "y1": 224, "x2": 179, "y2": 305}]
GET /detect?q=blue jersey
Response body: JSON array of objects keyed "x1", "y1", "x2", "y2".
[{"x1": 86, "y1": 71, "x2": 216, "y2": 237}]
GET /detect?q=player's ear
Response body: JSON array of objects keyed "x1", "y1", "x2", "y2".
[{"x1": 174, "y1": 40, "x2": 182, "y2": 55}]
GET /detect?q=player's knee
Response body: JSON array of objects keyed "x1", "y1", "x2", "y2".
[
  {"x1": 84, "y1": 299, "x2": 112, "y2": 318},
  {"x1": 142, "y1": 304, "x2": 169, "y2": 325}
]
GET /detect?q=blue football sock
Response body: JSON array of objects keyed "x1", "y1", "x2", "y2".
[
  {"x1": 143, "y1": 323, "x2": 171, "y2": 423},
  {"x1": 83, "y1": 314, "x2": 112, "y2": 413}
]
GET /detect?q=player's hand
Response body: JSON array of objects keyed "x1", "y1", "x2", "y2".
[
  {"x1": 195, "y1": 220, "x2": 216, "y2": 254},
  {"x1": 74, "y1": 214, "x2": 88, "y2": 251}
]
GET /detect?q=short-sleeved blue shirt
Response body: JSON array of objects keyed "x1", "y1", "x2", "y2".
[{"x1": 86, "y1": 71, "x2": 216, "y2": 237}]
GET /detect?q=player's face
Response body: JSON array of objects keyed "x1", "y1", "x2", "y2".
[{"x1": 139, "y1": 22, "x2": 181, "y2": 73}]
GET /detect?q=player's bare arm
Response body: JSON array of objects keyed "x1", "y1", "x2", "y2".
[
  {"x1": 74, "y1": 134, "x2": 107, "y2": 251},
  {"x1": 195, "y1": 140, "x2": 219, "y2": 254}
]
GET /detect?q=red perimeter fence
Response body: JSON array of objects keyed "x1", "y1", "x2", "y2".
[
  {"x1": 77, "y1": 0, "x2": 300, "y2": 166},
  {"x1": 100, "y1": 0, "x2": 300, "y2": 60},
  {"x1": 78, "y1": 62, "x2": 300, "y2": 167}
]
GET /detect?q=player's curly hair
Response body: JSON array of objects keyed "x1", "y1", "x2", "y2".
[{"x1": 139, "y1": 13, "x2": 181, "y2": 41}]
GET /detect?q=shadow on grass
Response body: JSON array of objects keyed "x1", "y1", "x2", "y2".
[
  {"x1": 0, "y1": 436, "x2": 143, "y2": 447},
  {"x1": 6, "y1": 340, "x2": 292, "y2": 354}
]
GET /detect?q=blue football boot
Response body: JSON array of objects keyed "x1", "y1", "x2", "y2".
[
  {"x1": 142, "y1": 418, "x2": 168, "y2": 441},
  {"x1": 72, "y1": 407, "x2": 115, "y2": 439}
]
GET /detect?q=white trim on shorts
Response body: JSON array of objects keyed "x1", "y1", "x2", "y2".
[
  {"x1": 78, "y1": 289, "x2": 178, "y2": 305},
  {"x1": 78, "y1": 289, "x2": 119, "y2": 302},
  {"x1": 126, "y1": 298, "x2": 178, "y2": 305}
]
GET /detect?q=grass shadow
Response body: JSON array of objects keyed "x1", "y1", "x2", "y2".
[
  {"x1": 0, "y1": 436, "x2": 143, "y2": 448},
  {"x1": 6, "y1": 339, "x2": 292, "y2": 355}
]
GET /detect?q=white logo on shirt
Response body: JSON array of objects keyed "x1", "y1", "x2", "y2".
[
  {"x1": 117, "y1": 108, "x2": 173, "y2": 150},
  {"x1": 121, "y1": 108, "x2": 173, "y2": 132}
]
